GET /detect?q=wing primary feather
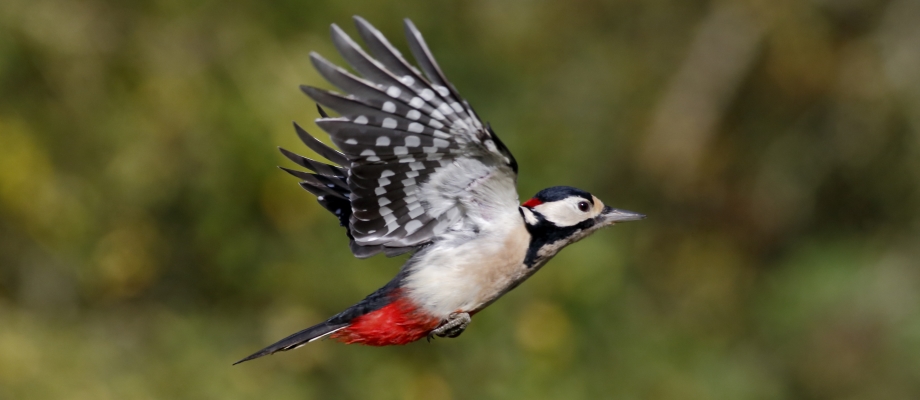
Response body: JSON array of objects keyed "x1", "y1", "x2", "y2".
[
  {"x1": 293, "y1": 122, "x2": 348, "y2": 166},
  {"x1": 310, "y1": 52, "x2": 451, "y2": 126},
  {"x1": 316, "y1": 104, "x2": 331, "y2": 118},
  {"x1": 279, "y1": 167, "x2": 347, "y2": 199},
  {"x1": 330, "y1": 23, "x2": 414, "y2": 95},
  {"x1": 399, "y1": 19, "x2": 479, "y2": 130},
  {"x1": 298, "y1": 181, "x2": 341, "y2": 200},
  {"x1": 352, "y1": 16, "x2": 425, "y2": 82},
  {"x1": 278, "y1": 147, "x2": 347, "y2": 178},
  {"x1": 331, "y1": 21, "x2": 468, "y2": 124},
  {"x1": 350, "y1": 18, "x2": 474, "y2": 127},
  {"x1": 309, "y1": 52, "x2": 394, "y2": 107},
  {"x1": 402, "y1": 19, "x2": 461, "y2": 100},
  {"x1": 304, "y1": 86, "x2": 419, "y2": 126},
  {"x1": 303, "y1": 86, "x2": 463, "y2": 140}
]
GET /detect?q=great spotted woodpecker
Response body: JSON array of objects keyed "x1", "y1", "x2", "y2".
[{"x1": 235, "y1": 17, "x2": 644, "y2": 365}]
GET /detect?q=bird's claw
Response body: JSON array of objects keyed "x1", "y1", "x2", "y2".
[{"x1": 428, "y1": 312, "x2": 471, "y2": 341}]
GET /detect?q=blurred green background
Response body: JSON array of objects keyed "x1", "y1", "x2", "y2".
[{"x1": 2, "y1": 0, "x2": 919, "y2": 398}]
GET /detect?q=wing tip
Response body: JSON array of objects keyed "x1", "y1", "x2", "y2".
[
  {"x1": 278, "y1": 165, "x2": 300, "y2": 177},
  {"x1": 308, "y1": 51, "x2": 327, "y2": 68},
  {"x1": 330, "y1": 22, "x2": 348, "y2": 39},
  {"x1": 292, "y1": 121, "x2": 318, "y2": 143},
  {"x1": 316, "y1": 103, "x2": 330, "y2": 118},
  {"x1": 278, "y1": 148, "x2": 299, "y2": 166}
]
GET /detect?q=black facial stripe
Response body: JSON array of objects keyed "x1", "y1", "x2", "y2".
[{"x1": 521, "y1": 209, "x2": 597, "y2": 268}]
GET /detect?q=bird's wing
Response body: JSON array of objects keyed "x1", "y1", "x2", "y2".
[{"x1": 281, "y1": 17, "x2": 519, "y2": 257}]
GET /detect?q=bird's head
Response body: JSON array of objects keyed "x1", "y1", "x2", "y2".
[{"x1": 519, "y1": 186, "x2": 644, "y2": 268}]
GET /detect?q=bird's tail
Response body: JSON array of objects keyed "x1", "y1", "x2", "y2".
[
  {"x1": 234, "y1": 282, "x2": 442, "y2": 365},
  {"x1": 233, "y1": 321, "x2": 348, "y2": 365}
]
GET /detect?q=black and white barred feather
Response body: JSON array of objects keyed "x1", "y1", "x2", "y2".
[{"x1": 280, "y1": 17, "x2": 518, "y2": 258}]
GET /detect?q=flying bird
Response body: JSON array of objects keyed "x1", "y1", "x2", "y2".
[{"x1": 235, "y1": 16, "x2": 644, "y2": 365}]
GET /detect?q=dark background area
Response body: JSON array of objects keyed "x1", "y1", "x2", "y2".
[{"x1": 1, "y1": 0, "x2": 919, "y2": 398}]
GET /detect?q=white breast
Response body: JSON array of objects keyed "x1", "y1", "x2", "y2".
[{"x1": 402, "y1": 208, "x2": 530, "y2": 318}]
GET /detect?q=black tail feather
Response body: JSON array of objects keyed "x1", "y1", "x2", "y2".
[
  {"x1": 234, "y1": 276, "x2": 406, "y2": 365},
  {"x1": 233, "y1": 322, "x2": 348, "y2": 365}
]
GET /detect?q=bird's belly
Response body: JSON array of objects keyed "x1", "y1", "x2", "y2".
[{"x1": 403, "y1": 223, "x2": 532, "y2": 318}]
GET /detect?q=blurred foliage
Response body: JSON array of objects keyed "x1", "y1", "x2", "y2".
[{"x1": 1, "y1": 0, "x2": 920, "y2": 398}]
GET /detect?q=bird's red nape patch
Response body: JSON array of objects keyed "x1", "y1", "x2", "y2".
[
  {"x1": 331, "y1": 293, "x2": 441, "y2": 346},
  {"x1": 522, "y1": 198, "x2": 543, "y2": 208}
]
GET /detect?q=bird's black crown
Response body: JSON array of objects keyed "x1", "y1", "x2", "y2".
[{"x1": 528, "y1": 186, "x2": 594, "y2": 206}]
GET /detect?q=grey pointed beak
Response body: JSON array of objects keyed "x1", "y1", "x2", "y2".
[{"x1": 600, "y1": 206, "x2": 646, "y2": 223}]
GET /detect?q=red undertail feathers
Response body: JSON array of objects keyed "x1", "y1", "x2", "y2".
[{"x1": 331, "y1": 293, "x2": 440, "y2": 346}]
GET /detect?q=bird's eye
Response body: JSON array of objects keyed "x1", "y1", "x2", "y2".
[{"x1": 577, "y1": 201, "x2": 590, "y2": 212}]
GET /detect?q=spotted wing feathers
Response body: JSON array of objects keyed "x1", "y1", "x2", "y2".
[{"x1": 281, "y1": 17, "x2": 518, "y2": 256}]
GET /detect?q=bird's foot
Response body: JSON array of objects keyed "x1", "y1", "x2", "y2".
[{"x1": 428, "y1": 312, "x2": 471, "y2": 341}]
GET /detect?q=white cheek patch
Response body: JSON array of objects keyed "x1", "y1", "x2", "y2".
[
  {"x1": 533, "y1": 196, "x2": 600, "y2": 227},
  {"x1": 520, "y1": 207, "x2": 539, "y2": 225}
]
